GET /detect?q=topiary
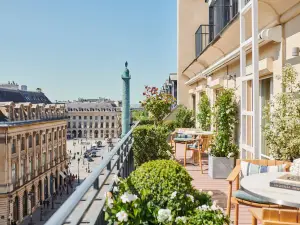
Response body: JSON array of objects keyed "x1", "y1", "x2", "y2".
[{"x1": 126, "y1": 160, "x2": 194, "y2": 205}]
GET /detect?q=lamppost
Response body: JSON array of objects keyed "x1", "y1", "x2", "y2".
[
  {"x1": 28, "y1": 192, "x2": 34, "y2": 225},
  {"x1": 77, "y1": 158, "x2": 80, "y2": 184}
]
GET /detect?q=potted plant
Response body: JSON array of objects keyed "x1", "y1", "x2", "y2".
[{"x1": 208, "y1": 89, "x2": 238, "y2": 179}]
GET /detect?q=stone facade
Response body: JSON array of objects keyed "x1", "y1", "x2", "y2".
[
  {"x1": 66, "y1": 101, "x2": 122, "y2": 139},
  {"x1": 0, "y1": 102, "x2": 68, "y2": 224},
  {"x1": 177, "y1": 0, "x2": 300, "y2": 159}
]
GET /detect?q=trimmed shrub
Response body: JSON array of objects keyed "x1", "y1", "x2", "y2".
[
  {"x1": 139, "y1": 118, "x2": 155, "y2": 125},
  {"x1": 163, "y1": 120, "x2": 176, "y2": 132},
  {"x1": 174, "y1": 105, "x2": 195, "y2": 128},
  {"x1": 104, "y1": 160, "x2": 222, "y2": 225},
  {"x1": 132, "y1": 125, "x2": 173, "y2": 166}
]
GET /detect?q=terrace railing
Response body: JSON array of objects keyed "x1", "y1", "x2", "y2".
[{"x1": 45, "y1": 122, "x2": 138, "y2": 225}]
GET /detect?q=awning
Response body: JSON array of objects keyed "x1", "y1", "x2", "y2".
[{"x1": 59, "y1": 171, "x2": 66, "y2": 179}]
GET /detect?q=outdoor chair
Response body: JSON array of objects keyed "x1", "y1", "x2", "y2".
[
  {"x1": 226, "y1": 159, "x2": 292, "y2": 225},
  {"x1": 184, "y1": 135, "x2": 211, "y2": 174},
  {"x1": 249, "y1": 208, "x2": 300, "y2": 225}
]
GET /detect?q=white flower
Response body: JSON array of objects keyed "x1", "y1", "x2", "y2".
[
  {"x1": 170, "y1": 191, "x2": 177, "y2": 199},
  {"x1": 207, "y1": 191, "x2": 213, "y2": 196},
  {"x1": 227, "y1": 152, "x2": 234, "y2": 158},
  {"x1": 107, "y1": 197, "x2": 114, "y2": 209},
  {"x1": 116, "y1": 210, "x2": 128, "y2": 222},
  {"x1": 198, "y1": 205, "x2": 209, "y2": 211},
  {"x1": 120, "y1": 192, "x2": 138, "y2": 203},
  {"x1": 113, "y1": 175, "x2": 120, "y2": 184},
  {"x1": 186, "y1": 194, "x2": 194, "y2": 202},
  {"x1": 210, "y1": 204, "x2": 218, "y2": 211},
  {"x1": 175, "y1": 216, "x2": 187, "y2": 223},
  {"x1": 113, "y1": 186, "x2": 119, "y2": 193},
  {"x1": 157, "y1": 209, "x2": 172, "y2": 223}
]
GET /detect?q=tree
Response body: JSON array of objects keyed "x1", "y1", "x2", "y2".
[
  {"x1": 140, "y1": 86, "x2": 175, "y2": 125},
  {"x1": 197, "y1": 93, "x2": 211, "y2": 131},
  {"x1": 263, "y1": 64, "x2": 300, "y2": 160},
  {"x1": 174, "y1": 105, "x2": 195, "y2": 128}
]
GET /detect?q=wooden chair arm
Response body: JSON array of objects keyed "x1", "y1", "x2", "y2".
[
  {"x1": 226, "y1": 165, "x2": 241, "y2": 182},
  {"x1": 263, "y1": 221, "x2": 300, "y2": 225}
]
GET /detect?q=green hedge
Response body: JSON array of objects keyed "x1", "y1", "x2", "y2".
[
  {"x1": 138, "y1": 118, "x2": 155, "y2": 125},
  {"x1": 132, "y1": 125, "x2": 172, "y2": 166}
]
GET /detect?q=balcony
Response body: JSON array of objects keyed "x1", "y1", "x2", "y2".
[
  {"x1": 195, "y1": 24, "x2": 214, "y2": 57},
  {"x1": 195, "y1": 0, "x2": 239, "y2": 57}
]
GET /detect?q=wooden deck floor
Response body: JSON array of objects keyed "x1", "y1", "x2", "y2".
[{"x1": 175, "y1": 143, "x2": 253, "y2": 225}]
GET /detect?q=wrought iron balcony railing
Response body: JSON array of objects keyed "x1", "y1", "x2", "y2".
[
  {"x1": 46, "y1": 122, "x2": 138, "y2": 225},
  {"x1": 195, "y1": 24, "x2": 214, "y2": 57}
]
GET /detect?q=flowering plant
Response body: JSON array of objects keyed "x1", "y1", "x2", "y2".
[
  {"x1": 140, "y1": 86, "x2": 176, "y2": 124},
  {"x1": 263, "y1": 64, "x2": 300, "y2": 160},
  {"x1": 210, "y1": 89, "x2": 239, "y2": 158},
  {"x1": 104, "y1": 161, "x2": 229, "y2": 224},
  {"x1": 197, "y1": 92, "x2": 211, "y2": 131}
]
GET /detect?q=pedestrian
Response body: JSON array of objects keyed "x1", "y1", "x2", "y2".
[{"x1": 46, "y1": 200, "x2": 49, "y2": 208}]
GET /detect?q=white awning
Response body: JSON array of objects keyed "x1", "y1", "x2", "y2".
[{"x1": 59, "y1": 171, "x2": 66, "y2": 179}]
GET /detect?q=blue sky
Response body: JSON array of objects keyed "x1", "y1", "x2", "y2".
[{"x1": 0, "y1": 1, "x2": 176, "y2": 104}]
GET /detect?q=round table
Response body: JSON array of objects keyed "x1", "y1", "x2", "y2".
[{"x1": 240, "y1": 172, "x2": 300, "y2": 208}]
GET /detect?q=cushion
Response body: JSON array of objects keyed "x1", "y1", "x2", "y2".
[
  {"x1": 240, "y1": 161, "x2": 286, "y2": 179},
  {"x1": 174, "y1": 137, "x2": 192, "y2": 142},
  {"x1": 233, "y1": 190, "x2": 270, "y2": 204}
]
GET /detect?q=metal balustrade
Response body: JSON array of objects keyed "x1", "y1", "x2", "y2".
[{"x1": 46, "y1": 122, "x2": 138, "y2": 225}]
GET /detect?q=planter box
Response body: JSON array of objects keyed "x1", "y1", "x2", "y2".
[{"x1": 208, "y1": 155, "x2": 234, "y2": 179}]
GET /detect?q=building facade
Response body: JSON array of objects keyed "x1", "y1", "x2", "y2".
[
  {"x1": 161, "y1": 73, "x2": 178, "y2": 110},
  {"x1": 0, "y1": 102, "x2": 68, "y2": 225},
  {"x1": 66, "y1": 100, "x2": 122, "y2": 139},
  {"x1": 177, "y1": 0, "x2": 300, "y2": 159}
]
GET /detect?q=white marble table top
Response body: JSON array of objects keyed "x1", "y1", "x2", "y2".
[{"x1": 240, "y1": 172, "x2": 300, "y2": 208}]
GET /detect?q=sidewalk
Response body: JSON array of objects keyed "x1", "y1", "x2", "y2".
[{"x1": 20, "y1": 182, "x2": 80, "y2": 225}]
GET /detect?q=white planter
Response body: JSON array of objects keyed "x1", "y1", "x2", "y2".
[{"x1": 208, "y1": 155, "x2": 234, "y2": 179}]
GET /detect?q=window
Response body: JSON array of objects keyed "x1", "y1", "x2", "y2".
[
  {"x1": 12, "y1": 163, "x2": 16, "y2": 183},
  {"x1": 95, "y1": 122, "x2": 98, "y2": 128},
  {"x1": 68, "y1": 122, "x2": 70, "y2": 128},
  {"x1": 84, "y1": 122, "x2": 87, "y2": 128},
  {"x1": 260, "y1": 77, "x2": 272, "y2": 157},
  {"x1": 78, "y1": 122, "x2": 82, "y2": 128},
  {"x1": 112, "y1": 116, "x2": 114, "y2": 120},
  {"x1": 106, "y1": 130, "x2": 109, "y2": 134},
  {"x1": 12, "y1": 139, "x2": 16, "y2": 154},
  {"x1": 79, "y1": 116, "x2": 81, "y2": 119},
  {"x1": 100, "y1": 122, "x2": 103, "y2": 128},
  {"x1": 54, "y1": 132, "x2": 57, "y2": 140},
  {"x1": 101, "y1": 116, "x2": 103, "y2": 120},
  {"x1": 106, "y1": 122, "x2": 109, "y2": 128},
  {"x1": 29, "y1": 136, "x2": 32, "y2": 148},
  {"x1": 21, "y1": 137, "x2": 25, "y2": 150},
  {"x1": 36, "y1": 134, "x2": 39, "y2": 146},
  {"x1": 42, "y1": 153, "x2": 46, "y2": 166},
  {"x1": 21, "y1": 159, "x2": 25, "y2": 177},
  {"x1": 73, "y1": 122, "x2": 76, "y2": 128},
  {"x1": 43, "y1": 134, "x2": 46, "y2": 144},
  {"x1": 106, "y1": 116, "x2": 109, "y2": 120},
  {"x1": 73, "y1": 116, "x2": 76, "y2": 120},
  {"x1": 84, "y1": 116, "x2": 87, "y2": 120},
  {"x1": 101, "y1": 130, "x2": 103, "y2": 133},
  {"x1": 90, "y1": 116, "x2": 92, "y2": 120},
  {"x1": 68, "y1": 116, "x2": 70, "y2": 119},
  {"x1": 111, "y1": 123, "x2": 114, "y2": 128},
  {"x1": 95, "y1": 116, "x2": 98, "y2": 120},
  {"x1": 48, "y1": 133, "x2": 52, "y2": 142},
  {"x1": 89, "y1": 122, "x2": 93, "y2": 128}
]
